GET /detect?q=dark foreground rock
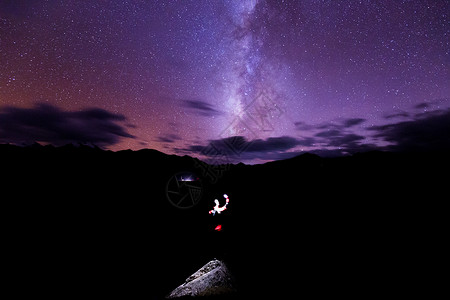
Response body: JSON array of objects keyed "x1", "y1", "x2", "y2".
[{"x1": 167, "y1": 259, "x2": 236, "y2": 298}]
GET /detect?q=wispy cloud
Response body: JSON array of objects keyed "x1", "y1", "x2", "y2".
[
  {"x1": 0, "y1": 103, "x2": 135, "y2": 147},
  {"x1": 182, "y1": 99, "x2": 223, "y2": 117},
  {"x1": 369, "y1": 108, "x2": 450, "y2": 152}
]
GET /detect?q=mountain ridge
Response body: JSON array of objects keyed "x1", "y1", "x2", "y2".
[{"x1": 1, "y1": 143, "x2": 446, "y2": 299}]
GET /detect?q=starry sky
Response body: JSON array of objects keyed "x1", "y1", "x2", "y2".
[{"x1": 0, "y1": 0, "x2": 449, "y2": 164}]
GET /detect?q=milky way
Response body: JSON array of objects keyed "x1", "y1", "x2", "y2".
[
  {"x1": 0, "y1": 0, "x2": 449, "y2": 163},
  {"x1": 219, "y1": 0, "x2": 288, "y2": 140}
]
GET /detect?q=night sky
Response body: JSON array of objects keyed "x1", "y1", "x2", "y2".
[{"x1": 1, "y1": 0, "x2": 449, "y2": 164}]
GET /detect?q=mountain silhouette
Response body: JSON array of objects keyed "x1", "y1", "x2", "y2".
[{"x1": 2, "y1": 144, "x2": 446, "y2": 299}]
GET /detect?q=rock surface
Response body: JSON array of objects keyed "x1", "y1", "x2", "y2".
[{"x1": 166, "y1": 259, "x2": 236, "y2": 298}]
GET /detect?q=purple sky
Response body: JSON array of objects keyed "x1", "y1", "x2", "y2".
[{"x1": 1, "y1": 0, "x2": 449, "y2": 163}]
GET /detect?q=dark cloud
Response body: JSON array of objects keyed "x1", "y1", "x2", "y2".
[
  {"x1": 296, "y1": 118, "x2": 366, "y2": 132},
  {"x1": 181, "y1": 131, "x2": 382, "y2": 163},
  {"x1": 314, "y1": 127, "x2": 370, "y2": 152},
  {"x1": 184, "y1": 135, "x2": 302, "y2": 161},
  {"x1": 157, "y1": 133, "x2": 181, "y2": 143},
  {"x1": 182, "y1": 99, "x2": 222, "y2": 117},
  {"x1": 412, "y1": 109, "x2": 445, "y2": 120},
  {"x1": 0, "y1": 103, "x2": 135, "y2": 147},
  {"x1": 294, "y1": 121, "x2": 314, "y2": 131},
  {"x1": 296, "y1": 137, "x2": 316, "y2": 147},
  {"x1": 315, "y1": 129, "x2": 341, "y2": 138},
  {"x1": 180, "y1": 107, "x2": 450, "y2": 163},
  {"x1": 326, "y1": 134, "x2": 365, "y2": 147},
  {"x1": 342, "y1": 118, "x2": 365, "y2": 128},
  {"x1": 309, "y1": 143, "x2": 378, "y2": 157},
  {"x1": 370, "y1": 108, "x2": 450, "y2": 152},
  {"x1": 412, "y1": 99, "x2": 450, "y2": 112},
  {"x1": 414, "y1": 102, "x2": 430, "y2": 110},
  {"x1": 248, "y1": 136, "x2": 299, "y2": 152},
  {"x1": 316, "y1": 122, "x2": 339, "y2": 130},
  {"x1": 384, "y1": 112, "x2": 410, "y2": 119},
  {"x1": 184, "y1": 128, "x2": 380, "y2": 162},
  {"x1": 292, "y1": 118, "x2": 375, "y2": 155},
  {"x1": 183, "y1": 135, "x2": 321, "y2": 163}
]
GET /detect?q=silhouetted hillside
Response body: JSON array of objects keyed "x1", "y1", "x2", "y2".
[{"x1": 2, "y1": 144, "x2": 447, "y2": 299}]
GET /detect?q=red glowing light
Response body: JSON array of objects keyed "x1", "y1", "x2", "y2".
[{"x1": 215, "y1": 224, "x2": 222, "y2": 231}]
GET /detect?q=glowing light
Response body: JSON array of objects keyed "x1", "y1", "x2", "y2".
[
  {"x1": 215, "y1": 224, "x2": 222, "y2": 231},
  {"x1": 180, "y1": 176, "x2": 192, "y2": 181},
  {"x1": 208, "y1": 194, "x2": 230, "y2": 216}
]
